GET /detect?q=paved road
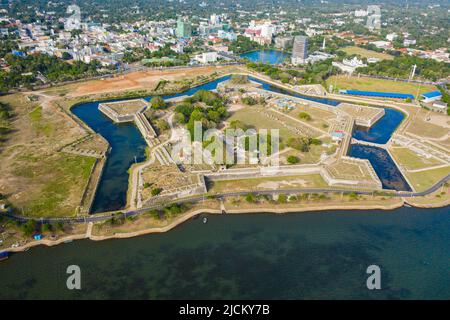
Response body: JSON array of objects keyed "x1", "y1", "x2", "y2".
[
  {"x1": 5, "y1": 173, "x2": 449, "y2": 224},
  {"x1": 5, "y1": 70, "x2": 449, "y2": 223}
]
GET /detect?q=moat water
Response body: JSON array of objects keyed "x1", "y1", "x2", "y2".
[
  {"x1": 1, "y1": 78, "x2": 445, "y2": 300},
  {"x1": 240, "y1": 50, "x2": 290, "y2": 65},
  {"x1": 352, "y1": 108, "x2": 405, "y2": 145},
  {"x1": 348, "y1": 145, "x2": 412, "y2": 191},
  {"x1": 0, "y1": 207, "x2": 448, "y2": 299},
  {"x1": 72, "y1": 75, "x2": 345, "y2": 213},
  {"x1": 72, "y1": 75, "x2": 408, "y2": 213}
]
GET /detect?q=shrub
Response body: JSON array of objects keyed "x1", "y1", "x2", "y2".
[
  {"x1": 151, "y1": 188, "x2": 163, "y2": 196},
  {"x1": 287, "y1": 155, "x2": 300, "y2": 164},
  {"x1": 245, "y1": 193, "x2": 256, "y2": 203},
  {"x1": 278, "y1": 194, "x2": 287, "y2": 203},
  {"x1": 298, "y1": 112, "x2": 312, "y2": 121},
  {"x1": 230, "y1": 74, "x2": 249, "y2": 84},
  {"x1": 150, "y1": 96, "x2": 167, "y2": 109}
]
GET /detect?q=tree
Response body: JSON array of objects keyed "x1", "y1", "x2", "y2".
[
  {"x1": 245, "y1": 193, "x2": 256, "y2": 203},
  {"x1": 155, "y1": 119, "x2": 169, "y2": 132},
  {"x1": 287, "y1": 155, "x2": 300, "y2": 164},
  {"x1": 173, "y1": 112, "x2": 186, "y2": 124},
  {"x1": 278, "y1": 194, "x2": 287, "y2": 203},
  {"x1": 21, "y1": 220, "x2": 38, "y2": 237},
  {"x1": 151, "y1": 188, "x2": 163, "y2": 196},
  {"x1": 241, "y1": 96, "x2": 258, "y2": 105},
  {"x1": 42, "y1": 223, "x2": 52, "y2": 233},
  {"x1": 150, "y1": 96, "x2": 166, "y2": 109},
  {"x1": 61, "y1": 52, "x2": 72, "y2": 60},
  {"x1": 298, "y1": 112, "x2": 312, "y2": 121},
  {"x1": 230, "y1": 74, "x2": 249, "y2": 84},
  {"x1": 287, "y1": 137, "x2": 310, "y2": 152}
]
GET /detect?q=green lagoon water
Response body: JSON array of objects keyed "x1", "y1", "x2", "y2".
[{"x1": 0, "y1": 206, "x2": 449, "y2": 299}]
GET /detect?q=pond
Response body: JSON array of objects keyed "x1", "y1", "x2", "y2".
[{"x1": 240, "y1": 50, "x2": 290, "y2": 65}]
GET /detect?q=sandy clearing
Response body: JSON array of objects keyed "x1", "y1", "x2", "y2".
[
  {"x1": 69, "y1": 66, "x2": 224, "y2": 98},
  {"x1": 257, "y1": 179, "x2": 309, "y2": 189}
]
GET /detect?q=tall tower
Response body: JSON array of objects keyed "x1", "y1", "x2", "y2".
[
  {"x1": 291, "y1": 36, "x2": 308, "y2": 64},
  {"x1": 409, "y1": 64, "x2": 417, "y2": 81},
  {"x1": 176, "y1": 17, "x2": 192, "y2": 38},
  {"x1": 322, "y1": 37, "x2": 326, "y2": 50}
]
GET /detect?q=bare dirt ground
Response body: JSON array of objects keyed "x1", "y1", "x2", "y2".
[
  {"x1": 69, "y1": 66, "x2": 227, "y2": 98},
  {"x1": 0, "y1": 93, "x2": 95, "y2": 217}
]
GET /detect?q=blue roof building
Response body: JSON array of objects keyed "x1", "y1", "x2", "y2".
[
  {"x1": 33, "y1": 234, "x2": 42, "y2": 240},
  {"x1": 11, "y1": 50, "x2": 26, "y2": 57},
  {"x1": 339, "y1": 89, "x2": 414, "y2": 100},
  {"x1": 421, "y1": 91, "x2": 442, "y2": 103}
]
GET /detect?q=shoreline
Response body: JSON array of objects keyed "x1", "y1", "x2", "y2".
[{"x1": 4, "y1": 198, "x2": 449, "y2": 255}]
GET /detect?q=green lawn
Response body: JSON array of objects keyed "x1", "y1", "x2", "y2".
[
  {"x1": 326, "y1": 75, "x2": 438, "y2": 96},
  {"x1": 228, "y1": 106, "x2": 321, "y2": 146},
  {"x1": 208, "y1": 174, "x2": 328, "y2": 194},
  {"x1": 28, "y1": 106, "x2": 54, "y2": 136},
  {"x1": 14, "y1": 153, "x2": 96, "y2": 217},
  {"x1": 340, "y1": 46, "x2": 394, "y2": 61},
  {"x1": 406, "y1": 166, "x2": 450, "y2": 192},
  {"x1": 390, "y1": 147, "x2": 443, "y2": 171}
]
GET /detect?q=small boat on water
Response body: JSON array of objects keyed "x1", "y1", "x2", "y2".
[
  {"x1": 64, "y1": 239, "x2": 73, "y2": 244},
  {"x1": 203, "y1": 217, "x2": 208, "y2": 224},
  {"x1": 0, "y1": 251, "x2": 9, "y2": 262}
]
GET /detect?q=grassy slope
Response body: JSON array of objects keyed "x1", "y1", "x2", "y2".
[
  {"x1": 0, "y1": 93, "x2": 96, "y2": 217},
  {"x1": 326, "y1": 75, "x2": 437, "y2": 96},
  {"x1": 341, "y1": 46, "x2": 394, "y2": 61}
]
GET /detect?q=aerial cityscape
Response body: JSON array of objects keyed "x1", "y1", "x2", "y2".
[{"x1": 0, "y1": 0, "x2": 449, "y2": 301}]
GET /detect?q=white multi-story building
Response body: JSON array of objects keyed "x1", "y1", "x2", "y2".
[
  {"x1": 404, "y1": 39, "x2": 417, "y2": 46},
  {"x1": 218, "y1": 30, "x2": 237, "y2": 41},
  {"x1": 291, "y1": 36, "x2": 308, "y2": 65},
  {"x1": 332, "y1": 57, "x2": 367, "y2": 74},
  {"x1": 194, "y1": 52, "x2": 218, "y2": 64},
  {"x1": 386, "y1": 33, "x2": 398, "y2": 41}
]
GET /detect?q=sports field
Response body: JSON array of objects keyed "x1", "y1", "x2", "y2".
[
  {"x1": 340, "y1": 46, "x2": 394, "y2": 61},
  {"x1": 389, "y1": 147, "x2": 443, "y2": 171},
  {"x1": 326, "y1": 75, "x2": 437, "y2": 96}
]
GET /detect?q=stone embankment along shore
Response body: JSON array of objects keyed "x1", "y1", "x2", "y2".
[{"x1": 5, "y1": 198, "x2": 449, "y2": 255}]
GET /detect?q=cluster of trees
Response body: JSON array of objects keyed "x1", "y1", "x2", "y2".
[
  {"x1": 0, "y1": 39, "x2": 18, "y2": 59},
  {"x1": 298, "y1": 112, "x2": 311, "y2": 121},
  {"x1": 247, "y1": 62, "x2": 302, "y2": 83},
  {"x1": 437, "y1": 86, "x2": 450, "y2": 116},
  {"x1": 287, "y1": 137, "x2": 321, "y2": 153},
  {"x1": 241, "y1": 95, "x2": 265, "y2": 106},
  {"x1": 0, "y1": 102, "x2": 12, "y2": 144},
  {"x1": 228, "y1": 35, "x2": 261, "y2": 54},
  {"x1": 0, "y1": 102, "x2": 11, "y2": 123},
  {"x1": 150, "y1": 96, "x2": 167, "y2": 109},
  {"x1": 247, "y1": 60, "x2": 340, "y2": 85},
  {"x1": 151, "y1": 187, "x2": 163, "y2": 196},
  {"x1": 230, "y1": 74, "x2": 249, "y2": 84},
  {"x1": 301, "y1": 59, "x2": 341, "y2": 84},
  {"x1": 148, "y1": 203, "x2": 187, "y2": 220},
  {"x1": 357, "y1": 55, "x2": 450, "y2": 82},
  {"x1": 287, "y1": 155, "x2": 300, "y2": 164},
  {"x1": 0, "y1": 52, "x2": 102, "y2": 93},
  {"x1": 20, "y1": 219, "x2": 64, "y2": 237},
  {"x1": 123, "y1": 44, "x2": 190, "y2": 67},
  {"x1": 308, "y1": 35, "x2": 350, "y2": 54},
  {"x1": 174, "y1": 90, "x2": 228, "y2": 137}
]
